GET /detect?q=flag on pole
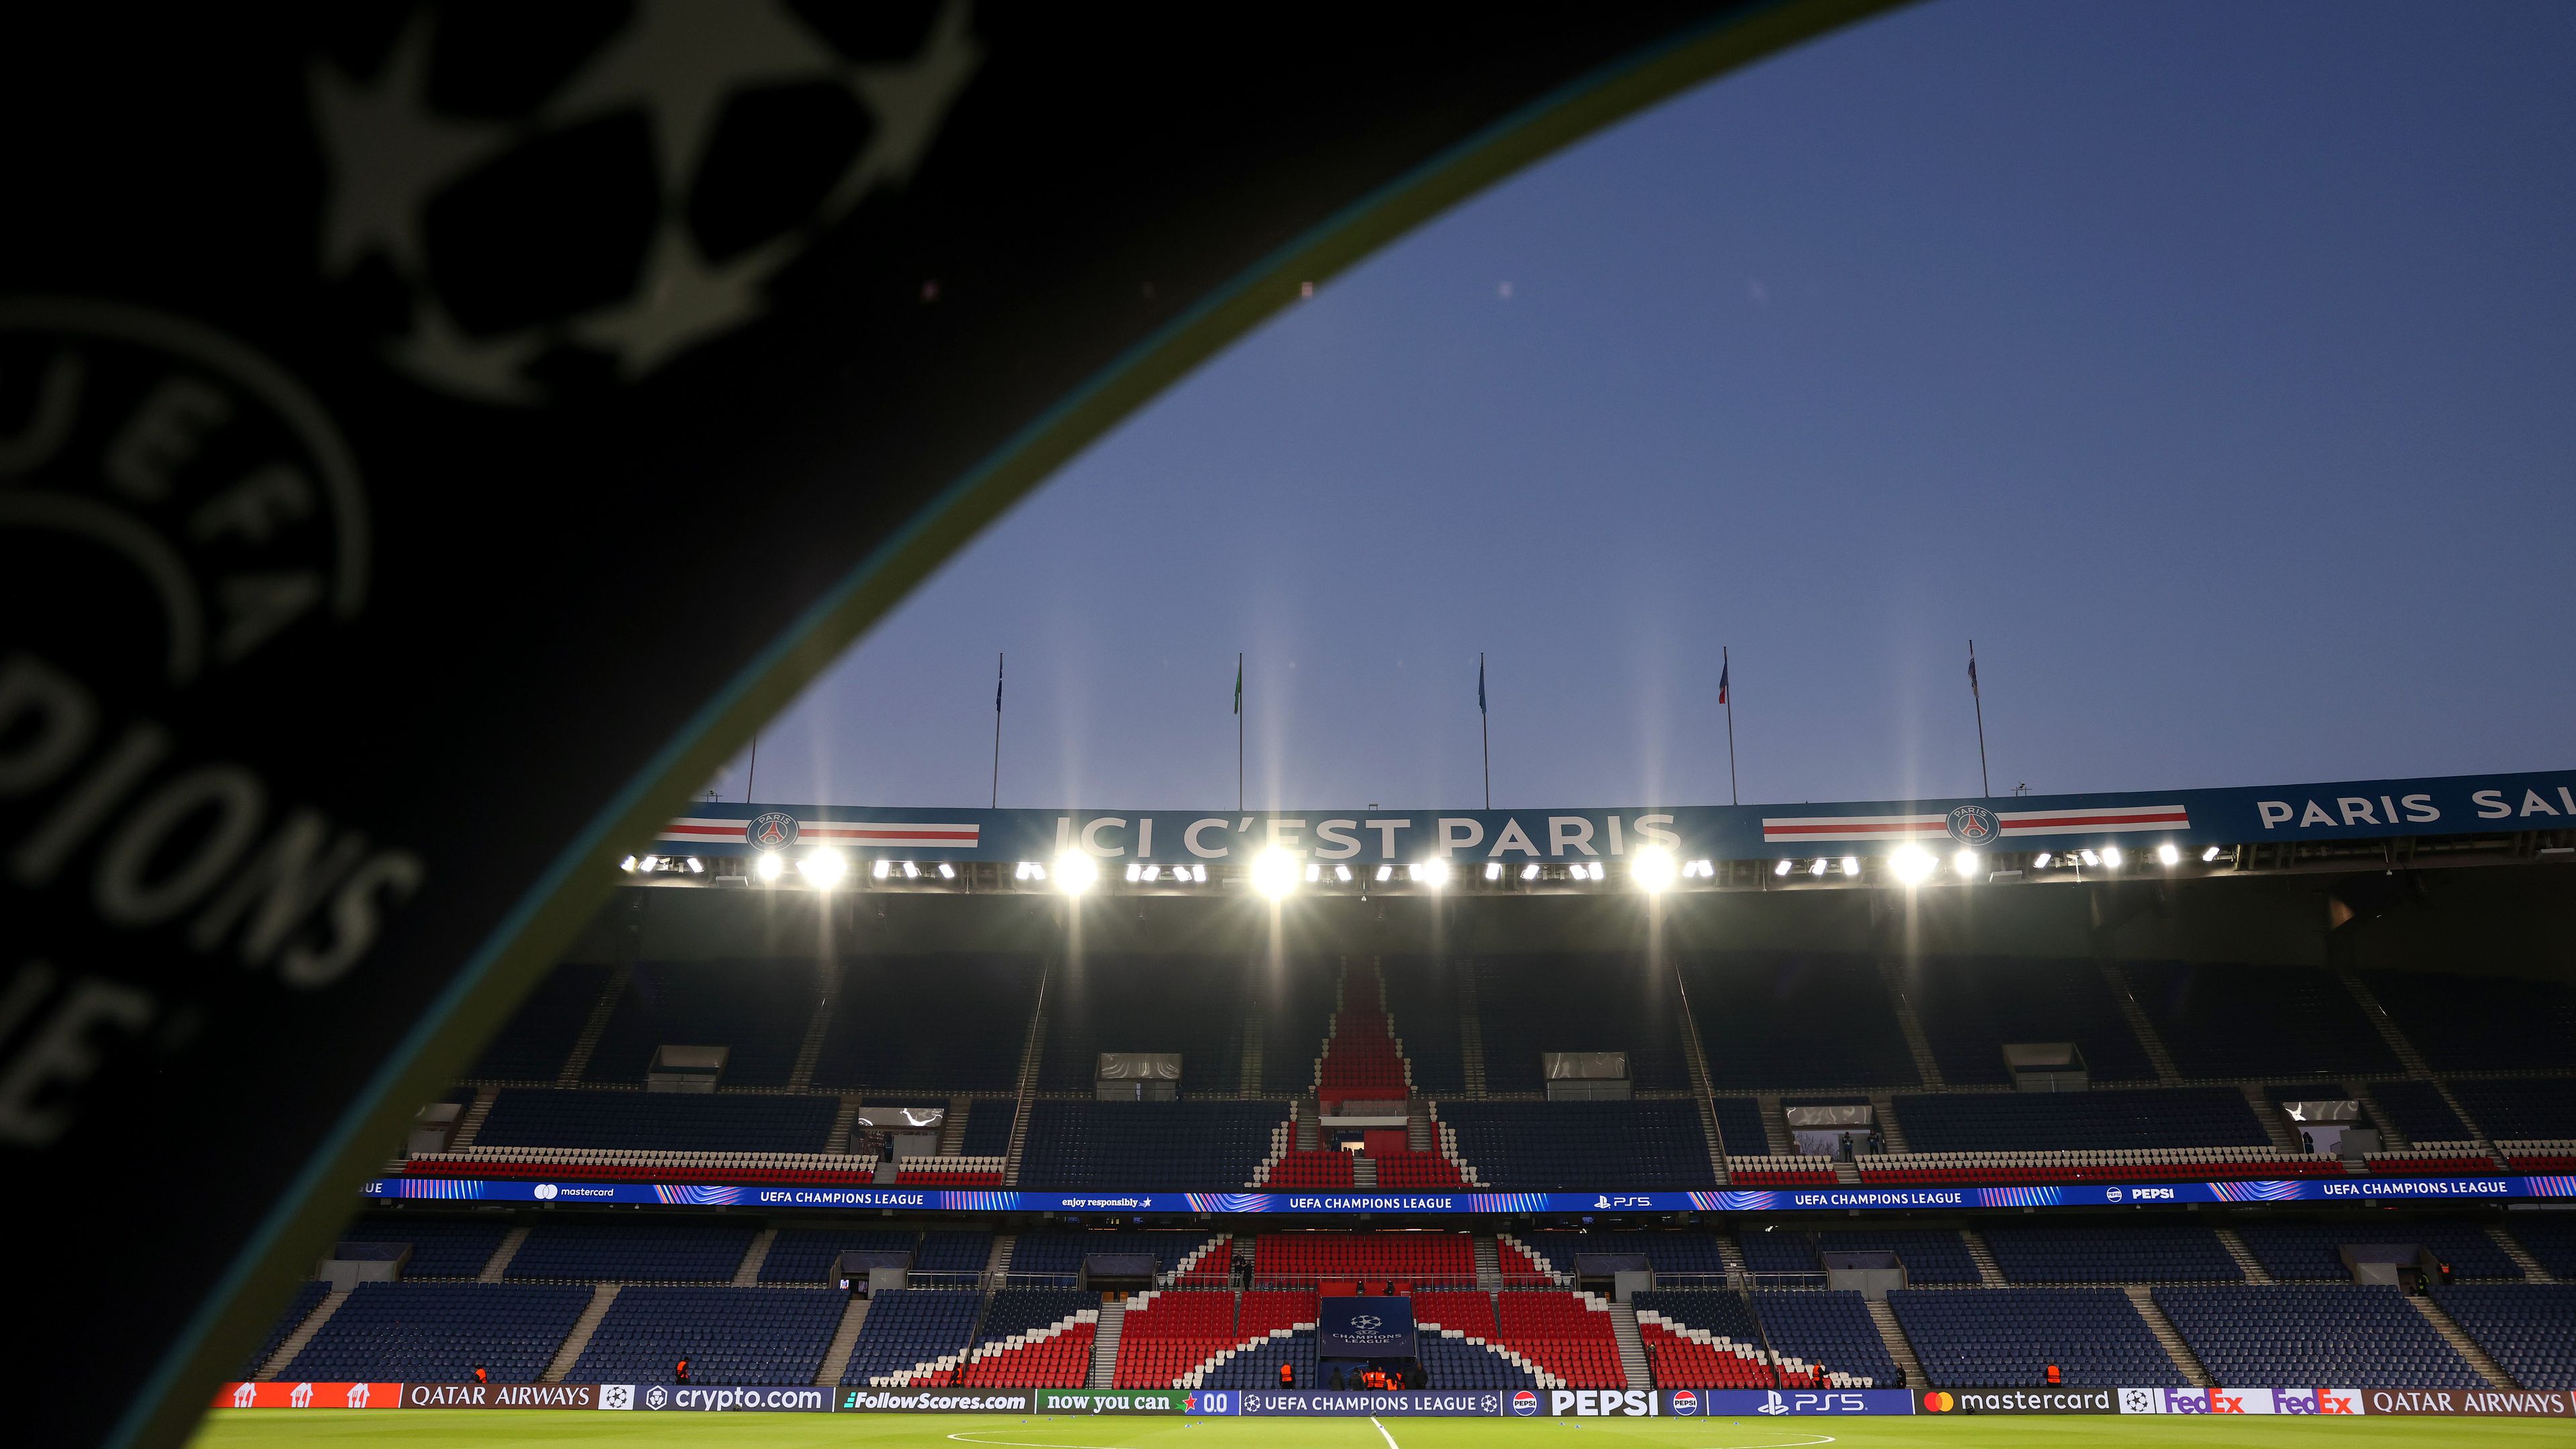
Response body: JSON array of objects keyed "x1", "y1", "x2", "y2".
[
  {"x1": 1477, "y1": 657, "x2": 1487, "y2": 714},
  {"x1": 1717, "y1": 656, "x2": 1729, "y2": 706},
  {"x1": 995, "y1": 657, "x2": 1004, "y2": 711},
  {"x1": 1233, "y1": 657, "x2": 1242, "y2": 714},
  {"x1": 1968, "y1": 651, "x2": 1979, "y2": 696}
]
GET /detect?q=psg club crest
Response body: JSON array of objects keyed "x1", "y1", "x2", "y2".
[
  {"x1": 746, "y1": 812, "x2": 800, "y2": 851},
  {"x1": 1945, "y1": 804, "x2": 1998, "y2": 846}
]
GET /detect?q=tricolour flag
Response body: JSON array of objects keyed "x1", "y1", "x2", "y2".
[{"x1": 1718, "y1": 655, "x2": 1729, "y2": 706}]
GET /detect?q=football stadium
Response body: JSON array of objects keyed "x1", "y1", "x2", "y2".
[{"x1": 201, "y1": 781, "x2": 2576, "y2": 1442}]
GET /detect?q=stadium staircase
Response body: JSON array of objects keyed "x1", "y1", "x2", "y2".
[
  {"x1": 826, "y1": 1096, "x2": 863, "y2": 1156},
  {"x1": 1473, "y1": 1238, "x2": 1502, "y2": 1291},
  {"x1": 1756, "y1": 1095, "x2": 1794, "y2": 1155},
  {"x1": 2339, "y1": 970, "x2": 2510, "y2": 1167},
  {"x1": 1607, "y1": 1303, "x2": 1651, "y2": 1391},
  {"x1": 2243, "y1": 1083, "x2": 2302, "y2": 1152},
  {"x1": 1351, "y1": 1156, "x2": 1376, "y2": 1188},
  {"x1": 542, "y1": 1285, "x2": 620, "y2": 1382},
  {"x1": 1960, "y1": 1227, "x2": 2008, "y2": 1286},
  {"x1": 2355, "y1": 1083, "x2": 2412, "y2": 1148},
  {"x1": 1862, "y1": 1299, "x2": 1925, "y2": 1388},
  {"x1": 986, "y1": 1234, "x2": 1016, "y2": 1285},
  {"x1": 2125, "y1": 1287, "x2": 2212, "y2": 1387},
  {"x1": 940, "y1": 1099, "x2": 971, "y2": 1156},
  {"x1": 2211, "y1": 1227, "x2": 2273, "y2": 1284},
  {"x1": 786, "y1": 961, "x2": 841, "y2": 1090},
  {"x1": 815, "y1": 1295, "x2": 870, "y2": 1385},
  {"x1": 1087, "y1": 1299, "x2": 1124, "y2": 1388},
  {"x1": 1001, "y1": 959, "x2": 1053, "y2": 1187},
  {"x1": 1456, "y1": 969, "x2": 1487, "y2": 1096},
  {"x1": 449, "y1": 1087, "x2": 498, "y2": 1148},
  {"x1": 2489, "y1": 1228, "x2": 2555, "y2": 1283},
  {"x1": 1870, "y1": 1092, "x2": 1913, "y2": 1153},
  {"x1": 2100, "y1": 963, "x2": 2183, "y2": 1083},
  {"x1": 555, "y1": 962, "x2": 629, "y2": 1085},
  {"x1": 1239, "y1": 1002, "x2": 1265, "y2": 1094},
  {"x1": 256, "y1": 1288, "x2": 350, "y2": 1381},
  {"x1": 2406, "y1": 1295, "x2": 2515, "y2": 1388},
  {"x1": 478, "y1": 1226, "x2": 530, "y2": 1282},
  {"x1": 1669, "y1": 968, "x2": 1733, "y2": 1183},
  {"x1": 733, "y1": 1228, "x2": 777, "y2": 1285}
]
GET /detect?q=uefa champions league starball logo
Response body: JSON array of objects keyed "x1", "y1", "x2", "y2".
[{"x1": 308, "y1": 0, "x2": 979, "y2": 403}]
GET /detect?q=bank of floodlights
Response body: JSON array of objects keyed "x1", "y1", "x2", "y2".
[
  {"x1": 1631, "y1": 847, "x2": 1676, "y2": 894},
  {"x1": 798, "y1": 849, "x2": 848, "y2": 890},
  {"x1": 1054, "y1": 850, "x2": 1099, "y2": 896},
  {"x1": 1952, "y1": 849, "x2": 1980, "y2": 881},
  {"x1": 2157, "y1": 843, "x2": 2181, "y2": 867},
  {"x1": 1888, "y1": 845, "x2": 1937, "y2": 887},
  {"x1": 756, "y1": 851, "x2": 785, "y2": 882},
  {"x1": 1250, "y1": 847, "x2": 1299, "y2": 900},
  {"x1": 2100, "y1": 847, "x2": 2125, "y2": 870}
]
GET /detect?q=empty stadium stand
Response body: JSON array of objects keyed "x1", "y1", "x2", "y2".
[
  {"x1": 1902, "y1": 956, "x2": 2159, "y2": 1085},
  {"x1": 1751, "y1": 1290, "x2": 1904, "y2": 1385},
  {"x1": 2450, "y1": 1077, "x2": 2576, "y2": 1144},
  {"x1": 1709, "y1": 1097, "x2": 1770, "y2": 1159},
  {"x1": 568, "y1": 1286, "x2": 843, "y2": 1383},
  {"x1": 1010, "y1": 1230, "x2": 1226, "y2": 1287},
  {"x1": 1378, "y1": 955, "x2": 1470, "y2": 1095},
  {"x1": 1256, "y1": 958, "x2": 1343, "y2": 1096},
  {"x1": 472, "y1": 1089, "x2": 840, "y2": 1155},
  {"x1": 808, "y1": 955, "x2": 1041, "y2": 1094},
  {"x1": 2366, "y1": 1079, "x2": 2474, "y2": 1144},
  {"x1": 844, "y1": 1287, "x2": 983, "y2": 1384},
  {"x1": 1683, "y1": 954, "x2": 1919, "y2": 1089},
  {"x1": 1494, "y1": 1291, "x2": 1625, "y2": 1388},
  {"x1": 504, "y1": 1222, "x2": 754, "y2": 1283},
  {"x1": 1890, "y1": 1287, "x2": 2186, "y2": 1388},
  {"x1": 284, "y1": 1282, "x2": 593, "y2": 1384},
  {"x1": 339, "y1": 1216, "x2": 509, "y2": 1279},
  {"x1": 1890, "y1": 1086, "x2": 2271, "y2": 1154},
  {"x1": 2361, "y1": 969, "x2": 2576, "y2": 1075},
  {"x1": 1436, "y1": 1099, "x2": 1711, "y2": 1190},
  {"x1": 2124, "y1": 962, "x2": 2402, "y2": 1079},
  {"x1": 467, "y1": 962, "x2": 614, "y2": 1082},
  {"x1": 1252, "y1": 1232, "x2": 1477, "y2": 1289},
  {"x1": 1474, "y1": 955, "x2": 1691, "y2": 1093},
  {"x1": 1115, "y1": 1289, "x2": 1238, "y2": 1387},
  {"x1": 2231, "y1": 1221, "x2": 2524, "y2": 1282},
  {"x1": 1016, "y1": 1100, "x2": 1283, "y2": 1189},
  {"x1": 759, "y1": 1228, "x2": 923, "y2": 1285},
  {"x1": 1741, "y1": 1228, "x2": 1980, "y2": 1285},
  {"x1": 582, "y1": 961, "x2": 823, "y2": 1088},
  {"x1": 2153, "y1": 1284, "x2": 2484, "y2": 1389},
  {"x1": 1631, "y1": 1291, "x2": 1825, "y2": 1387},
  {"x1": 2433, "y1": 1284, "x2": 2576, "y2": 1391},
  {"x1": 1038, "y1": 956, "x2": 1249, "y2": 1093},
  {"x1": 1981, "y1": 1223, "x2": 2243, "y2": 1284},
  {"x1": 243, "y1": 1282, "x2": 331, "y2": 1377}
]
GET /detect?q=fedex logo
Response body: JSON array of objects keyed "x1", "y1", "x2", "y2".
[
  {"x1": 2173, "y1": 1389, "x2": 2275, "y2": 1415},
  {"x1": 2279, "y1": 1389, "x2": 2363, "y2": 1415}
]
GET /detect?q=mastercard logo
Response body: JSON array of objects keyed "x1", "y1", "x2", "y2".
[{"x1": 1923, "y1": 1392, "x2": 1957, "y2": 1413}]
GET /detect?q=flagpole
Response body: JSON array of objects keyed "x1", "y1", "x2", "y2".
[
  {"x1": 1236, "y1": 651, "x2": 1244, "y2": 812},
  {"x1": 1970, "y1": 639, "x2": 1991, "y2": 798},
  {"x1": 745, "y1": 731, "x2": 758, "y2": 803},
  {"x1": 991, "y1": 651, "x2": 1004, "y2": 809},
  {"x1": 1479, "y1": 652, "x2": 1491, "y2": 810},
  {"x1": 1723, "y1": 646, "x2": 1737, "y2": 807}
]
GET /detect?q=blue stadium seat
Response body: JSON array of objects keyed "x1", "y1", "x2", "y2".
[
  {"x1": 1902, "y1": 956, "x2": 2159, "y2": 1085},
  {"x1": 474, "y1": 1088, "x2": 839, "y2": 1153},
  {"x1": 1437, "y1": 1100, "x2": 1713, "y2": 1191},
  {"x1": 2124, "y1": 962, "x2": 2400, "y2": 1079},
  {"x1": 2361, "y1": 970, "x2": 2576, "y2": 1075},
  {"x1": 466, "y1": 963, "x2": 614, "y2": 1082},
  {"x1": 842, "y1": 1288, "x2": 981, "y2": 1383},
  {"x1": 1752, "y1": 1291, "x2": 1902, "y2": 1385},
  {"x1": 241, "y1": 1281, "x2": 330, "y2": 1377},
  {"x1": 1038, "y1": 956, "x2": 1253, "y2": 1093},
  {"x1": 959, "y1": 1101, "x2": 1016, "y2": 1157},
  {"x1": 566, "y1": 1285, "x2": 843, "y2": 1383},
  {"x1": 1892, "y1": 1086, "x2": 2269, "y2": 1153},
  {"x1": 582, "y1": 961, "x2": 824, "y2": 1088},
  {"x1": 1473, "y1": 955, "x2": 1691, "y2": 1093},
  {"x1": 1982, "y1": 1223, "x2": 2241, "y2": 1284},
  {"x1": 1682, "y1": 954, "x2": 1919, "y2": 1089},
  {"x1": 2449, "y1": 1077, "x2": 2576, "y2": 1143},
  {"x1": 341, "y1": 1215, "x2": 509, "y2": 1279},
  {"x1": 1889, "y1": 1287, "x2": 2185, "y2": 1388},
  {"x1": 1257, "y1": 957, "x2": 1344, "y2": 1095},
  {"x1": 2232, "y1": 1221, "x2": 2522, "y2": 1283},
  {"x1": 1380, "y1": 956, "x2": 1469, "y2": 1095},
  {"x1": 760, "y1": 1229, "x2": 920, "y2": 1285},
  {"x1": 1016, "y1": 1100, "x2": 1284, "y2": 1189},
  {"x1": 1710, "y1": 1097, "x2": 1770, "y2": 1158},
  {"x1": 505, "y1": 1222, "x2": 753, "y2": 1283},
  {"x1": 284, "y1": 1281, "x2": 592, "y2": 1383},
  {"x1": 1009, "y1": 1231, "x2": 1224, "y2": 1286},
  {"x1": 973, "y1": 1288, "x2": 1097, "y2": 1347},
  {"x1": 2432, "y1": 1284, "x2": 2576, "y2": 1390},
  {"x1": 809, "y1": 955, "x2": 1042, "y2": 1093},
  {"x1": 2153, "y1": 1284, "x2": 2482, "y2": 1388},
  {"x1": 2365, "y1": 1080, "x2": 2472, "y2": 1142}
]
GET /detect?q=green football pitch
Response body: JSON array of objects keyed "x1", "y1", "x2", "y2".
[{"x1": 190, "y1": 1409, "x2": 2567, "y2": 1448}]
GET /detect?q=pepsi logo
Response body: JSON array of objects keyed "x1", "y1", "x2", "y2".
[
  {"x1": 1671, "y1": 1390, "x2": 1699, "y2": 1416},
  {"x1": 1511, "y1": 1390, "x2": 1538, "y2": 1416}
]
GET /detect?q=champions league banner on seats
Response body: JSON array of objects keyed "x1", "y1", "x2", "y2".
[
  {"x1": 652, "y1": 769, "x2": 2576, "y2": 863},
  {"x1": 360, "y1": 1176, "x2": 2576, "y2": 1212}
]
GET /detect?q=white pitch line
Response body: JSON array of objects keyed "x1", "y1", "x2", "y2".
[{"x1": 1371, "y1": 1415, "x2": 1401, "y2": 1449}]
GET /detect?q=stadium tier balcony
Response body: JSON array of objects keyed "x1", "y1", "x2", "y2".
[
  {"x1": 1016, "y1": 1099, "x2": 1283, "y2": 1189},
  {"x1": 1252, "y1": 1232, "x2": 1478, "y2": 1290},
  {"x1": 1888, "y1": 1287, "x2": 2186, "y2": 1389},
  {"x1": 2359, "y1": 969, "x2": 2576, "y2": 1075},
  {"x1": 1901, "y1": 955, "x2": 2160, "y2": 1085},
  {"x1": 2123, "y1": 961, "x2": 2401, "y2": 1079},
  {"x1": 282, "y1": 1281, "x2": 593, "y2": 1385},
  {"x1": 1434, "y1": 1099, "x2": 1712, "y2": 1191},
  {"x1": 1726, "y1": 1157, "x2": 1838, "y2": 1187},
  {"x1": 806, "y1": 955, "x2": 1042, "y2": 1094},
  {"x1": 759, "y1": 1229, "x2": 923, "y2": 1285},
  {"x1": 894, "y1": 1155, "x2": 1005, "y2": 1186},
  {"x1": 1889, "y1": 1086, "x2": 2273, "y2": 1155},
  {"x1": 1473, "y1": 955, "x2": 1691, "y2": 1093},
  {"x1": 566, "y1": 1285, "x2": 843, "y2": 1385},
  {"x1": 504, "y1": 1222, "x2": 755, "y2": 1283},
  {"x1": 2153, "y1": 1284, "x2": 2483, "y2": 1389},
  {"x1": 2367, "y1": 1148, "x2": 2505, "y2": 1176},
  {"x1": 1114, "y1": 1289, "x2": 1237, "y2": 1387},
  {"x1": 1682, "y1": 953, "x2": 1919, "y2": 1090},
  {"x1": 400, "y1": 1148, "x2": 877, "y2": 1187},
  {"x1": 1493, "y1": 1291, "x2": 1625, "y2": 1389},
  {"x1": 1980, "y1": 1223, "x2": 2243, "y2": 1284},
  {"x1": 580, "y1": 961, "x2": 823, "y2": 1088},
  {"x1": 2432, "y1": 1284, "x2": 2576, "y2": 1390},
  {"x1": 2503, "y1": 1140, "x2": 2576, "y2": 1173},
  {"x1": 2231, "y1": 1222, "x2": 2523, "y2": 1282},
  {"x1": 1855, "y1": 1147, "x2": 2340, "y2": 1186},
  {"x1": 1750, "y1": 1290, "x2": 1903, "y2": 1386},
  {"x1": 845, "y1": 1288, "x2": 981, "y2": 1385},
  {"x1": 338, "y1": 1216, "x2": 511, "y2": 1279},
  {"x1": 466, "y1": 961, "x2": 615, "y2": 1082},
  {"x1": 470, "y1": 1088, "x2": 841, "y2": 1155}
]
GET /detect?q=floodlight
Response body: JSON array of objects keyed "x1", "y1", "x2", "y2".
[
  {"x1": 902, "y1": 861, "x2": 919, "y2": 878},
  {"x1": 1522, "y1": 863, "x2": 1540, "y2": 881},
  {"x1": 1419, "y1": 859, "x2": 1451, "y2": 889},
  {"x1": 1142, "y1": 865, "x2": 1162, "y2": 882},
  {"x1": 1840, "y1": 856, "x2": 1860, "y2": 877},
  {"x1": 1306, "y1": 863, "x2": 1321, "y2": 882},
  {"x1": 2079, "y1": 849, "x2": 2100, "y2": 867},
  {"x1": 2100, "y1": 847, "x2": 2124, "y2": 870},
  {"x1": 1250, "y1": 847, "x2": 1299, "y2": 900},
  {"x1": 1953, "y1": 849, "x2": 1980, "y2": 880},
  {"x1": 1775, "y1": 859, "x2": 1794, "y2": 877},
  {"x1": 1334, "y1": 865, "x2": 1352, "y2": 882},
  {"x1": 798, "y1": 849, "x2": 848, "y2": 889},
  {"x1": 619, "y1": 855, "x2": 637, "y2": 872},
  {"x1": 1054, "y1": 850, "x2": 1098, "y2": 895},
  {"x1": 937, "y1": 862, "x2": 955, "y2": 879},
  {"x1": 1888, "y1": 845, "x2": 1937, "y2": 886},
  {"x1": 2156, "y1": 843, "x2": 2180, "y2": 867},
  {"x1": 686, "y1": 857, "x2": 703, "y2": 874},
  {"x1": 2033, "y1": 853, "x2": 2053, "y2": 869},
  {"x1": 1809, "y1": 857, "x2": 1828, "y2": 877},
  {"x1": 639, "y1": 855, "x2": 659, "y2": 873},
  {"x1": 1124, "y1": 863, "x2": 1141, "y2": 883},
  {"x1": 1632, "y1": 847, "x2": 1676, "y2": 894},
  {"x1": 1190, "y1": 864, "x2": 1207, "y2": 883},
  {"x1": 1483, "y1": 861, "x2": 1502, "y2": 881},
  {"x1": 2202, "y1": 846, "x2": 2222, "y2": 863},
  {"x1": 756, "y1": 851, "x2": 784, "y2": 881}
]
